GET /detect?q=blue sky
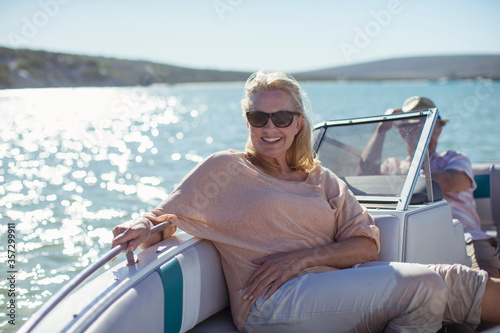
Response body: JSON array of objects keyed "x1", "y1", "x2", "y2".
[{"x1": 1, "y1": 0, "x2": 499, "y2": 72}]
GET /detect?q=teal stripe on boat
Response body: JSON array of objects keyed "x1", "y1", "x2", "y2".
[
  {"x1": 474, "y1": 174, "x2": 490, "y2": 199},
  {"x1": 157, "y1": 258, "x2": 183, "y2": 333}
]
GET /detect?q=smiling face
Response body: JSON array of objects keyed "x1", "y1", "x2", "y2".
[{"x1": 247, "y1": 90, "x2": 303, "y2": 167}]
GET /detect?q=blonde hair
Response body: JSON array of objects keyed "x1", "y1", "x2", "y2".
[{"x1": 241, "y1": 71, "x2": 318, "y2": 175}]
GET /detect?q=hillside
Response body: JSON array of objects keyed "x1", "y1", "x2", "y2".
[
  {"x1": 1, "y1": 47, "x2": 499, "y2": 89},
  {"x1": 0, "y1": 47, "x2": 251, "y2": 89},
  {"x1": 294, "y1": 55, "x2": 500, "y2": 81}
]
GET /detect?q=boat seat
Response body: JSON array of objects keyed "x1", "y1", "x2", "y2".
[
  {"x1": 156, "y1": 238, "x2": 233, "y2": 333},
  {"x1": 188, "y1": 307, "x2": 237, "y2": 333},
  {"x1": 472, "y1": 163, "x2": 500, "y2": 242}
]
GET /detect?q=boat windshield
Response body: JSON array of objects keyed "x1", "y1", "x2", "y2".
[{"x1": 313, "y1": 109, "x2": 439, "y2": 210}]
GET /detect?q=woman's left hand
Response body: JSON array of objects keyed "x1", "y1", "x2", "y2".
[{"x1": 243, "y1": 249, "x2": 313, "y2": 301}]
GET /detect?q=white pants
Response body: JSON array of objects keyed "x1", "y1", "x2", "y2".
[{"x1": 243, "y1": 262, "x2": 488, "y2": 333}]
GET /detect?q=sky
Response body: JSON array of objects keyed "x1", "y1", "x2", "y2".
[{"x1": 1, "y1": 0, "x2": 500, "y2": 72}]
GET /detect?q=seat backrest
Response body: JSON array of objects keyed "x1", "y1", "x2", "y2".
[
  {"x1": 472, "y1": 163, "x2": 500, "y2": 243},
  {"x1": 157, "y1": 238, "x2": 230, "y2": 333}
]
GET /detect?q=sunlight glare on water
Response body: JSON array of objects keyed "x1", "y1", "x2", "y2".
[{"x1": 0, "y1": 84, "x2": 247, "y2": 330}]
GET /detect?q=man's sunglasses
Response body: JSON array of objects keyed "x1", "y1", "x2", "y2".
[{"x1": 246, "y1": 111, "x2": 300, "y2": 128}]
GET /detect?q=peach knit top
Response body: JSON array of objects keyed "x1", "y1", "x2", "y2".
[{"x1": 147, "y1": 150, "x2": 380, "y2": 332}]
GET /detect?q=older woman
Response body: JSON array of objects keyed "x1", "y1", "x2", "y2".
[{"x1": 112, "y1": 71, "x2": 500, "y2": 332}]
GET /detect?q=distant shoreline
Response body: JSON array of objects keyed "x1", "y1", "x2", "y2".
[
  {"x1": 2, "y1": 78, "x2": 497, "y2": 92},
  {"x1": 1, "y1": 47, "x2": 499, "y2": 89}
]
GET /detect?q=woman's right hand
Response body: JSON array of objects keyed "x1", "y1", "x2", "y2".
[{"x1": 111, "y1": 218, "x2": 152, "y2": 252}]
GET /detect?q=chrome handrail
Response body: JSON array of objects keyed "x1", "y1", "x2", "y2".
[{"x1": 20, "y1": 221, "x2": 170, "y2": 333}]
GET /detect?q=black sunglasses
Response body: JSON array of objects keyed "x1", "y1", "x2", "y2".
[{"x1": 246, "y1": 111, "x2": 300, "y2": 128}]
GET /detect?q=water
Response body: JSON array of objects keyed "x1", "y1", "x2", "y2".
[{"x1": 1, "y1": 80, "x2": 499, "y2": 331}]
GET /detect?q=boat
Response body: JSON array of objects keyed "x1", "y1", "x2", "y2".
[{"x1": 18, "y1": 109, "x2": 500, "y2": 333}]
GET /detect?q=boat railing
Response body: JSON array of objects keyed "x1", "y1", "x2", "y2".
[{"x1": 20, "y1": 222, "x2": 170, "y2": 333}]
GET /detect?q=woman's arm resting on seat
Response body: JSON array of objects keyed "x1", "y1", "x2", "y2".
[{"x1": 243, "y1": 236, "x2": 378, "y2": 301}]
